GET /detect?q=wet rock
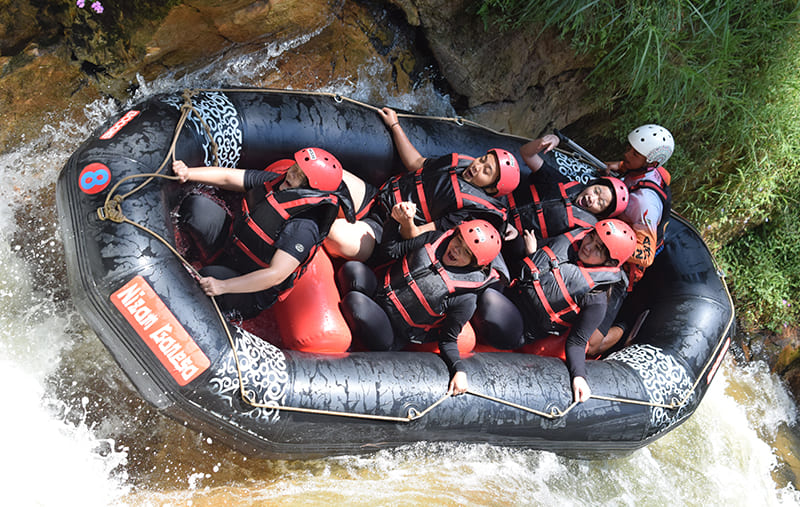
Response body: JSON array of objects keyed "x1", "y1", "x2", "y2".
[
  {"x1": 398, "y1": 0, "x2": 596, "y2": 135},
  {"x1": 0, "y1": 0, "x2": 41, "y2": 55},
  {"x1": 0, "y1": 1, "x2": 422, "y2": 153},
  {"x1": 136, "y1": 0, "x2": 333, "y2": 82},
  {"x1": 0, "y1": 0, "x2": 600, "y2": 150},
  {"x1": 0, "y1": 46, "x2": 102, "y2": 150},
  {"x1": 736, "y1": 324, "x2": 800, "y2": 405},
  {"x1": 785, "y1": 366, "x2": 800, "y2": 404}
]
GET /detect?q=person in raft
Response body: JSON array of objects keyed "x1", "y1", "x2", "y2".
[
  {"x1": 173, "y1": 147, "x2": 352, "y2": 319},
  {"x1": 337, "y1": 213, "x2": 502, "y2": 396},
  {"x1": 510, "y1": 133, "x2": 630, "y2": 240},
  {"x1": 323, "y1": 106, "x2": 520, "y2": 264},
  {"x1": 586, "y1": 124, "x2": 674, "y2": 356},
  {"x1": 472, "y1": 219, "x2": 636, "y2": 402}
]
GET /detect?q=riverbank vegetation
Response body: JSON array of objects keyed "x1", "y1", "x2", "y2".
[{"x1": 478, "y1": 0, "x2": 800, "y2": 333}]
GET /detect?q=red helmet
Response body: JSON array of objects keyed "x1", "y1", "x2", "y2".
[
  {"x1": 293, "y1": 147, "x2": 343, "y2": 192},
  {"x1": 488, "y1": 148, "x2": 520, "y2": 196},
  {"x1": 594, "y1": 219, "x2": 636, "y2": 266},
  {"x1": 595, "y1": 176, "x2": 629, "y2": 218},
  {"x1": 456, "y1": 219, "x2": 502, "y2": 266}
]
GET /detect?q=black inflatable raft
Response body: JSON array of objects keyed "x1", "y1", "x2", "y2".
[{"x1": 56, "y1": 88, "x2": 734, "y2": 458}]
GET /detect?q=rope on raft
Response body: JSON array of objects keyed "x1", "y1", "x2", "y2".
[{"x1": 95, "y1": 87, "x2": 733, "y2": 423}]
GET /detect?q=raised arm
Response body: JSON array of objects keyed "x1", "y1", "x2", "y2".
[
  {"x1": 519, "y1": 134, "x2": 560, "y2": 173},
  {"x1": 378, "y1": 107, "x2": 427, "y2": 171},
  {"x1": 173, "y1": 160, "x2": 246, "y2": 191}
]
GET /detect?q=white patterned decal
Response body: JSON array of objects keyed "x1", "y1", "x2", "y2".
[
  {"x1": 166, "y1": 91, "x2": 243, "y2": 168},
  {"x1": 607, "y1": 344, "x2": 694, "y2": 435},
  {"x1": 552, "y1": 150, "x2": 599, "y2": 184},
  {"x1": 207, "y1": 327, "x2": 289, "y2": 423}
]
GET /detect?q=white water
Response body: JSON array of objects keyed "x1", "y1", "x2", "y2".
[{"x1": 2, "y1": 32, "x2": 799, "y2": 506}]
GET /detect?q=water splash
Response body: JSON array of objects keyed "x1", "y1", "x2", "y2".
[
  {"x1": 2, "y1": 12, "x2": 799, "y2": 505},
  {"x1": 112, "y1": 360, "x2": 800, "y2": 506}
]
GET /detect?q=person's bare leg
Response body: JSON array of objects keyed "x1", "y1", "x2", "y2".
[
  {"x1": 342, "y1": 170, "x2": 367, "y2": 210},
  {"x1": 324, "y1": 220, "x2": 377, "y2": 262}
]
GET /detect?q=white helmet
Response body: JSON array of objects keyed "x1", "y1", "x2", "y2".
[{"x1": 628, "y1": 124, "x2": 674, "y2": 166}]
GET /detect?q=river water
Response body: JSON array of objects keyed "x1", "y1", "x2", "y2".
[{"x1": 2, "y1": 34, "x2": 800, "y2": 506}]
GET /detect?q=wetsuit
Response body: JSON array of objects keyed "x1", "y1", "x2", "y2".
[
  {"x1": 339, "y1": 227, "x2": 497, "y2": 376},
  {"x1": 474, "y1": 228, "x2": 624, "y2": 379},
  {"x1": 507, "y1": 157, "x2": 597, "y2": 239},
  {"x1": 356, "y1": 153, "x2": 509, "y2": 250},
  {"x1": 180, "y1": 168, "x2": 339, "y2": 317}
]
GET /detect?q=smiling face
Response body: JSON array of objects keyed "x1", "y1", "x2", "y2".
[
  {"x1": 621, "y1": 143, "x2": 649, "y2": 172},
  {"x1": 278, "y1": 163, "x2": 310, "y2": 190},
  {"x1": 575, "y1": 183, "x2": 613, "y2": 214},
  {"x1": 578, "y1": 230, "x2": 611, "y2": 266},
  {"x1": 442, "y1": 233, "x2": 477, "y2": 268},
  {"x1": 461, "y1": 153, "x2": 499, "y2": 191}
]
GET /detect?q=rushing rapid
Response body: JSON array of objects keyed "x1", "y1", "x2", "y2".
[{"x1": 1, "y1": 36, "x2": 798, "y2": 505}]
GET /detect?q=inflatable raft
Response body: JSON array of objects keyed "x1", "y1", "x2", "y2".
[{"x1": 56, "y1": 88, "x2": 734, "y2": 459}]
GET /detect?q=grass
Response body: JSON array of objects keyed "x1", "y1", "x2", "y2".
[{"x1": 477, "y1": 0, "x2": 800, "y2": 332}]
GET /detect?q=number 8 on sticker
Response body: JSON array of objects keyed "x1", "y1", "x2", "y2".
[{"x1": 79, "y1": 162, "x2": 111, "y2": 194}]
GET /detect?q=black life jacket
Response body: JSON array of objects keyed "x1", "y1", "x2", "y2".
[
  {"x1": 230, "y1": 161, "x2": 341, "y2": 295},
  {"x1": 507, "y1": 179, "x2": 596, "y2": 238},
  {"x1": 377, "y1": 229, "x2": 499, "y2": 338},
  {"x1": 512, "y1": 229, "x2": 625, "y2": 336},
  {"x1": 368, "y1": 154, "x2": 508, "y2": 232}
]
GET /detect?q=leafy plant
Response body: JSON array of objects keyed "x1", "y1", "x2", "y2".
[{"x1": 477, "y1": 0, "x2": 800, "y2": 331}]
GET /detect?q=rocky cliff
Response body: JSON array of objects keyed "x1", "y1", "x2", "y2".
[{"x1": 0, "y1": 0, "x2": 597, "y2": 151}]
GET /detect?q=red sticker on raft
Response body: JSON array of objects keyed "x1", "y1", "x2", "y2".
[
  {"x1": 79, "y1": 162, "x2": 111, "y2": 194},
  {"x1": 706, "y1": 335, "x2": 731, "y2": 384},
  {"x1": 111, "y1": 276, "x2": 210, "y2": 386},
  {"x1": 99, "y1": 110, "x2": 140, "y2": 140}
]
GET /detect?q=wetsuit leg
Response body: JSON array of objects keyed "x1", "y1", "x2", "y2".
[
  {"x1": 199, "y1": 265, "x2": 267, "y2": 319},
  {"x1": 336, "y1": 261, "x2": 378, "y2": 297},
  {"x1": 340, "y1": 291, "x2": 395, "y2": 350},
  {"x1": 180, "y1": 195, "x2": 231, "y2": 258},
  {"x1": 472, "y1": 288, "x2": 525, "y2": 349}
]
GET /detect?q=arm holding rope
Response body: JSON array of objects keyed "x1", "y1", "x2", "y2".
[
  {"x1": 572, "y1": 376, "x2": 591, "y2": 403},
  {"x1": 199, "y1": 249, "x2": 301, "y2": 296},
  {"x1": 378, "y1": 107, "x2": 427, "y2": 172},
  {"x1": 173, "y1": 160, "x2": 246, "y2": 191}
]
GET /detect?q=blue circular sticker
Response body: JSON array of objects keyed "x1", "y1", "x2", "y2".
[{"x1": 79, "y1": 163, "x2": 111, "y2": 194}]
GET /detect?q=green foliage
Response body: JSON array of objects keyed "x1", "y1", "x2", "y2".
[
  {"x1": 477, "y1": 0, "x2": 800, "y2": 331},
  {"x1": 718, "y1": 211, "x2": 800, "y2": 333}
]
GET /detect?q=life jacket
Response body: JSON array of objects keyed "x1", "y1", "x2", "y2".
[
  {"x1": 230, "y1": 159, "x2": 341, "y2": 296},
  {"x1": 507, "y1": 179, "x2": 596, "y2": 238},
  {"x1": 368, "y1": 154, "x2": 508, "y2": 232},
  {"x1": 622, "y1": 166, "x2": 672, "y2": 287},
  {"x1": 378, "y1": 229, "x2": 499, "y2": 340},
  {"x1": 624, "y1": 166, "x2": 672, "y2": 253},
  {"x1": 511, "y1": 229, "x2": 625, "y2": 337}
]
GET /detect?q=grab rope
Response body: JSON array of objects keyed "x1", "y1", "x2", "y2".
[{"x1": 95, "y1": 87, "x2": 734, "y2": 424}]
